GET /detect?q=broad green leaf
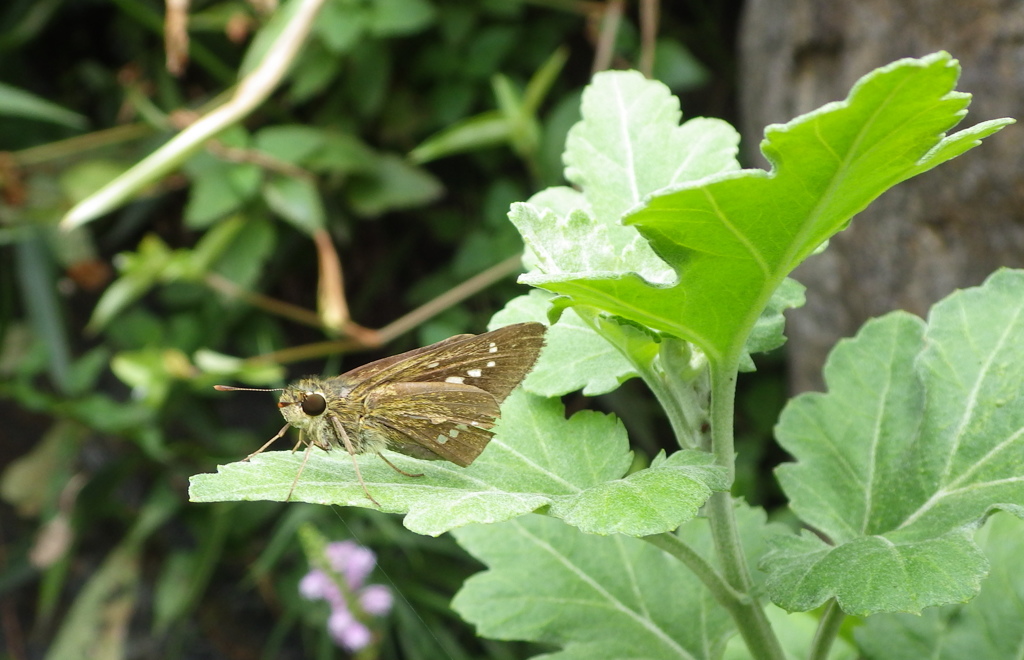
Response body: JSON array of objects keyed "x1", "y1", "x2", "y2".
[
  {"x1": 514, "y1": 68, "x2": 741, "y2": 287},
  {"x1": 451, "y1": 505, "x2": 772, "y2": 660},
  {"x1": 189, "y1": 390, "x2": 725, "y2": 537},
  {"x1": 764, "y1": 269, "x2": 1024, "y2": 616},
  {"x1": 856, "y1": 513, "x2": 1024, "y2": 659},
  {"x1": 0, "y1": 80, "x2": 87, "y2": 129},
  {"x1": 491, "y1": 291, "x2": 640, "y2": 396},
  {"x1": 522, "y1": 53, "x2": 1012, "y2": 365}
]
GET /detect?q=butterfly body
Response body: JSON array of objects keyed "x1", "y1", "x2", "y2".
[{"x1": 235, "y1": 322, "x2": 547, "y2": 504}]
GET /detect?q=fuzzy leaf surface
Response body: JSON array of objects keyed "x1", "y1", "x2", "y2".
[
  {"x1": 190, "y1": 391, "x2": 725, "y2": 536},
  {"x1": 521, "y1": 53, "x2": 1012, "y2": 363},
  {"x1": 855, "y1": 513, "x2": 1024, "y2": 659},
  {"x1": 451, "y1": 506, "x2": 771, "y2": 660},
  {"x1": 764, "y1": 269, "x2": 1024, "y2": 615}
]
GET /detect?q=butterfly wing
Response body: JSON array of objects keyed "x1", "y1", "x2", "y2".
[
  {"x1": 361, "y1": 381, "x2": 501, "y2": 466},
  {"x1": 342, "y1": 322, "x2": 546, "y2": 403}
]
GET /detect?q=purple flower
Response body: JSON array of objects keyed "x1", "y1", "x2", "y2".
[
  {"x1": 300, "y1": 540, "x2": 394, "y2": 652},
  {"x1": 325, "y1": 540, "x2": 377, "y2": 589},
  {"x1": 359, "y1": 584, "x2": 393, "y2": 616},
  {"x1": 329, "y1": 609, "x2": 372, "y2": 651}
]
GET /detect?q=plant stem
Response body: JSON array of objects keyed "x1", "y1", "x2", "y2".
[
  {"x1": 705, "y1": 356, "x2": 786, "y2": 660},
  {"x1": 809, "y1": 600, "x2": 845, "y2": 660},
  {"x1": 642, "y1": 533, "x2": 746, "y2": 611}
]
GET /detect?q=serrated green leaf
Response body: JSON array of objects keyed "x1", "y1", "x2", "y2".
[
  {"x1": 551, "y1": 450, "x2": 729, "y2": 537},
  {"x1": 764, "y1": 269, "x2": 1024, "y2": 616},
  {"x1": 523, "y1": 53, "x2": 1012, "y2": 365},
  {"x1": 451, "y1": 505, "x2": 772, "y2": 660},
  {"x1": 189, "y1": 390, "x2": 724, "y2": 537},
  {"x1": 855, "y1": 513, "x2": 1024, "y2": 659},
  {"x1": 513, "y1": 67, "x2": 741, "y2": 288}
]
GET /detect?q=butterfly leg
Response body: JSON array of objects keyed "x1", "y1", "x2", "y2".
[
  {"x1": 285, "y1": 442, "x2": 316, "y2": 502},
  {"x1": 376, "y1": 452, "x2": 424, "y2": 478},
  {"x1": 245, "y1": 423, "x2": 291, "y2": 461},
  {"x1": 329, "y1": 417, "x2": 381, "y2": 507}
]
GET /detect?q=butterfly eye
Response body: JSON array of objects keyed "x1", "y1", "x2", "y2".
[{"x1": 301, "y1": 392, "x2": 327, "y2": 416}]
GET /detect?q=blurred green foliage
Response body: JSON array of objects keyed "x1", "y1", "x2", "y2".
[{"x1": 0, "y1": 0, "x2": 745, "y2": 657}]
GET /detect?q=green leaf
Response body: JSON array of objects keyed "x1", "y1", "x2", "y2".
[
  {"x1": 261, "y1": 174, "x2": 326, "y2": 235},
  {"x1": 451, "y1": 505, "x2": 772, "y2": 660},
  {"x1": 183, "y1": 152, "x2": 261, "y2": 229},
  {"x1": 368, "y1": 0, "x2": 436, "y2": 36},
  {"x1": 253, "y1": 124, "x2": 329, "y2": 164},
  {"x1": 764, "y1": 269, "x2": 1024, "y2": 616},
  {"x1": 491, "y1": 291, "x2": 640, "y2": 396},
  {"x1": 346, "y1": 153, "x2": 444, "y2": 217},
  {"x1": 513, "y1": 69, "x2": 741, "y2": 288},
  {"x1": 314, "y1": 0, "x2": 368, "y2": 52},
  {"x1": 408, "y1": 111, "x2": 511, "y2": 164},
  {"x1": 855, "y1": 513, "x2": 1024, "y2": 659},
  {"x1": 521, "y1": 53, "x2": 1012, "y2": 365},
  {"x1": 87, "y1": 235, "x2": 174, "y2": 332},
  {"x1": 0, "y1": 80, "x2": 87, "y2": 129},
  {"x1": 189, "y1": 390, "x2": 725, "y2": 537}
]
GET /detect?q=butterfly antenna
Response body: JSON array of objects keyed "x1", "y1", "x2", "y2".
[{"x1": 214, "y1": 385, "x2": 285, "y2": 392}]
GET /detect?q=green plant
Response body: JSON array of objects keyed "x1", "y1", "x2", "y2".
[{"x1": 193, "y1": 52, "x2": 1023, "y2": 659}]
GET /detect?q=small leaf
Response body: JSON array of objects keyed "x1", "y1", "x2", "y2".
[
  {"x1": 368, "y1": 0, "x2": 436, "y2": 36},
  {"x1": 0, "y1": 80, "x2": 87, "y2": 129},
  {"x1": 346, "y1": 153, "x2": 444, "y2": 217},
  {"x1": 253, "y1": 124, "x2": 329, "y2": 164},
  {"x1": 262, "y1": 174, "x2": 325, "y2": 235},
  {"x1": 409, "y1": 111, "x2": 510, "y2": 164}
]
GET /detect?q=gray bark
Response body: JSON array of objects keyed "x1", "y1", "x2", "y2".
[{"x1": 739, "y1": 0, "x2": 1024, "y2": 392}]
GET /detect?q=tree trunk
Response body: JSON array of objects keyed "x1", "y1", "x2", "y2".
[{"x1": 739, "y1": 0, "x2": 1024, "y2": 392}]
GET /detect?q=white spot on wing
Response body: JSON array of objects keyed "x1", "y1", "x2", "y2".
[
  {"x1": 436, "y1": 434, "x2": 449, "y2": 444},
  {"x1": 467, "y1": 368, "x2": 482, "y2": 378},
  {"x1": 445, "y1": 376, "x2": 465, "y2": 384},
  {"x1": 486, "y1": 360, "x2": 496, "y2": 367},
  {"x1": 488, "y1": 343, "x2": 497, "y2": 353},
  {"x1": 427, "y1": 361, "x2": 440, "y2": 368}
]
